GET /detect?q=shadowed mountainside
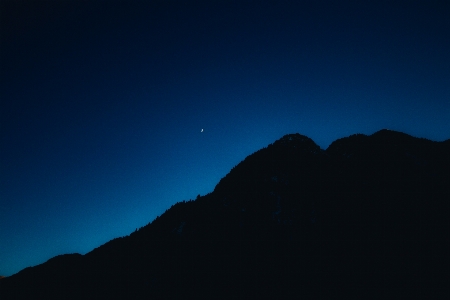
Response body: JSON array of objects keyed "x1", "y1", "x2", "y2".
[{"x1": 1, "y1": 129, "x2": 449, "y2": 299}]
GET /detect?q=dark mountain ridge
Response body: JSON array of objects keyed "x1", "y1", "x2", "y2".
[{"x1": 1, "y1": 129, "x2": 449, "y2": 298}]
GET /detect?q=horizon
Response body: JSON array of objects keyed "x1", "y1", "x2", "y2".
[{"x1": 1, "y1": 0, "x2": 449, "y2": 276}]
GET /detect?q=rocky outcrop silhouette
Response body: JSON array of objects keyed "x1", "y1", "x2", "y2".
[{"x1": 1, "y1": 130, "x2": 449, "y2": 299}]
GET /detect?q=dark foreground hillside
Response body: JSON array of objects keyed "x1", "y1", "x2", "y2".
[{"x1": 1, "y1": 130, "x2": 449, "y2": 299}]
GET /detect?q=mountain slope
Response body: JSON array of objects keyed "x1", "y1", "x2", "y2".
[{"x1": 1, "y1": 130, "x2": 449, "y2": 299}]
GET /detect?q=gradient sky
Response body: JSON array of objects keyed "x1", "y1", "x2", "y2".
[{"x1": 1, "y1": 0, "x2": 449, "y2": 276}]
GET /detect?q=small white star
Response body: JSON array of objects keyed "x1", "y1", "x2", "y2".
[{"x1": 201, "y1": 129, "x2": 203, "y2": 132}]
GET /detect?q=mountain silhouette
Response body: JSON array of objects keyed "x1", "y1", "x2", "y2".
[{"x1": 1, "y1": 130, "x2": 449, "y2": 299}]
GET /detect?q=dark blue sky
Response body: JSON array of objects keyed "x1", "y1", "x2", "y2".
[{"x1": 1, "y1": 0, "x2": 449, "y2": 276}]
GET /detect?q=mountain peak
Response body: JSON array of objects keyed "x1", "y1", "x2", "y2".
[
  {"x1": 270, "y1": 133, "x2": 321, "y2": 154},
  {"x1": 273, "y1": 133, "x2": 317, "y2": 145},
  {"x1": 371, "y1": 128, "x2": 415, "y2": 140},
  {"x1": 276, "y1": 133, "x2": 311, "y2": 143},
  {"x1": 214, "y1": 133, "x2": 321, "y2": 194}
]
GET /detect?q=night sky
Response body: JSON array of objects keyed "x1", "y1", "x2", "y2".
[{"x1": 1, "y1": 0, "x2": 449, "y2": 277}]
